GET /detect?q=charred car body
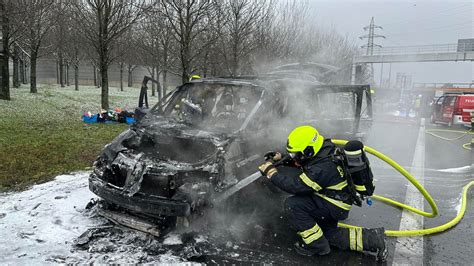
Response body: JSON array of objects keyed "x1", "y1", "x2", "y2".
[{"x1": 89, "y1": 66, "x2": 373, "y2": 225}]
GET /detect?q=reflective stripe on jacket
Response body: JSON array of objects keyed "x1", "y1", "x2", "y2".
[{"x1": 271, "y1": 139, "x2": 353, "y2": 211}]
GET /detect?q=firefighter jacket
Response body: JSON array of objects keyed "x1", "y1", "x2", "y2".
[{"x1": 271, "y1": 139, "x2": 353, "y2": 220}]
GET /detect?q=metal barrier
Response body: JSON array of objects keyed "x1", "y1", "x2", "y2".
[{"x1": 358, "y1": 43, "x2": 474, "y2": 56}]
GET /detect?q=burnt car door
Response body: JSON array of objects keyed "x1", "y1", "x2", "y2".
[
  {"x1": 288, "y1": 84, "x2": 372, "y2": 141},
  {"x1": 222, "y1": 86, "x2": 269, "y2": 183}
]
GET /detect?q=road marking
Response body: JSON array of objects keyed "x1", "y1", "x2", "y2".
[{"x1": 393, "y1": 118, "x2": 425, "y2": 265}]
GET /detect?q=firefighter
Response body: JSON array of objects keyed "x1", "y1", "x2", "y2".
[{"x1": 258, "y1": 125, "x2": 387, "y2": 260}]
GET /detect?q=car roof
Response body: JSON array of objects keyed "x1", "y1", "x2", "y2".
[
  {"x1": 188, "y1": 78, "x2": 260, "y2": 87},
  {"x1": 443, "y1": 92, "x2": 474, "y2": 96},
  {"x1": 187, "y1": 77, "x2": 370, "y2": 94}
]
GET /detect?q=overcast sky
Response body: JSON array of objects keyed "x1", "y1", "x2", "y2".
[{"x1": 308, "y1": 0, "x2": 473, "y2": 85}]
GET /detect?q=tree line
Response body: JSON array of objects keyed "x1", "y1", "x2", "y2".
[{"x1": 0, "y1": 0, "x2": 360, "y2": 109}]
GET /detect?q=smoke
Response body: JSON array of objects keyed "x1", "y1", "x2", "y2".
[
  {"x1": 175, "y1": 174, "x2": 292, "y2": 247},
  {"x1": 164, "y1": 73, "x2": 369, "y2": 247}
]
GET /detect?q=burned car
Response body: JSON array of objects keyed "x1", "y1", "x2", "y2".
[{"x1": 89, "y1": 73, "x2": 373, "y2": 228}]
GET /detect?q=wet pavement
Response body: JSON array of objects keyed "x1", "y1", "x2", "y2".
[
  {"x1": 166, "y1": 117, "x2": 473, "y2": 265},
  {"x1": 0, "y1": 116, "x2": 472, "y2": 264},
  {"x1": 423, "y1": 123, "x2": 473, "y2": 265},
  {"x1": 193, "y1": 116, "x2": 474, "y2": 265},
  {"x1": 358, "y1": 117, "x2": 472, "y2": 265}
]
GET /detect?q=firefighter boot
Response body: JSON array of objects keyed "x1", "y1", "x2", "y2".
[
  {"x1": 294, "y1": 238, "x2": 331, "y2": 257},
  {"x1": 294, "y1": 223, "x2": 331, "y2": 256},
  {"x1": 362, "y1": 227, "x2": 387, "y2": 261}
]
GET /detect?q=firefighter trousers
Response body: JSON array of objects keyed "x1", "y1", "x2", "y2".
[{"x1": 284, "y1": 195, "x2": 383, "y2": 254}]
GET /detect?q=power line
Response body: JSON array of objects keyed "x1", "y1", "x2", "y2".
[
  {"x1": 359, "y1": 17, "x2": 386, "y2": 55},
  {"x1": 359, "y1": 17, "x2": 386, "y2": 84}
]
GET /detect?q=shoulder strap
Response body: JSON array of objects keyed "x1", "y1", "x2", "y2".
[
  {"x1": 306, "y1": 147, "x2": 340, "y2": 167},
  {"x1": 333, "y1": 147, "x2": 363, "y2": 207}
]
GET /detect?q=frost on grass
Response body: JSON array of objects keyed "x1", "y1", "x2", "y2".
[{"x1": 0, "y1": 84, "x2": 159, "y2": 126}]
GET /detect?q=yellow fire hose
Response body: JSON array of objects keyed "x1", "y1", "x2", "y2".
[
  {"x1": 425, "y1": 128, "x2": 473, "y2": 150},
  {"x1": 331, "y1": 139, "x2": 473, "y2": 237}
]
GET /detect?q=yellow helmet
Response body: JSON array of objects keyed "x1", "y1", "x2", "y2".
[
  {"x1": 286, "y1": 125, "x2": 324, "y2": 159},
  {"x1": 189, "y1": 75, "x2": 201, "y2": 81}
]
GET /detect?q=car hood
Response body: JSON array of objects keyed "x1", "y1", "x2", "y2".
[
  {"x1": 94, "y1": 116, "x2": 233, "y2": 197},
  {"x1": 134, "y1": 115, "x2": 232, "y2": 148},
  {"x1": 102, "y1": 116, "x2": 232, "y2": 166}
]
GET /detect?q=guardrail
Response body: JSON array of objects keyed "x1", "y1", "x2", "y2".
[
  {"x1": 413, "y1": 83, "x2": 474, "y2": 89},
  {"x1": 359, "y1": 43, "x2": 474, "y2": 56}
]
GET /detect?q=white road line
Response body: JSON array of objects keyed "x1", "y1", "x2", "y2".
[{"x1": 393, "y1": 118, "x2": 425, "y2": 265}]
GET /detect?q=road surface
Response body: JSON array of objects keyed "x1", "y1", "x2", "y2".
[{"x1": 0, "y1": 115, "x2": 472, "y2": 264}]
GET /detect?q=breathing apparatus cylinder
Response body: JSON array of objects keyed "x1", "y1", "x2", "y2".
[{"x1": 343, "y1": 140, "x2": 375, "y2": 196}]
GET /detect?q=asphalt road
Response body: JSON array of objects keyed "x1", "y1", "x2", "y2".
[
  {"x1": 423, "y1": 122, "x2": 473, "y2": 265},
  {"x1": 191, "y1": 116, "x2": 474, "y2": 265},
  {"x1": 2, "y1": 115, "x2": 471, "y2": 264}
]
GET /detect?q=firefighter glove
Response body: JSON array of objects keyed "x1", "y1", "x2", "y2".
[
  {"x1": 264, "y1": 151, "x2": 282, "y2": 162},
  {"x1": 259, "y1": 161, "x2": 278, "y2": 179}
]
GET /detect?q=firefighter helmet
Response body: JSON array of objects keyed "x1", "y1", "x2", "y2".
[
  {"x1": 189, "y1": 75, "x2": 201, "y2": 81},
  {"x1": 286, "y1": 125, "x2": 324, "y2": 159}
]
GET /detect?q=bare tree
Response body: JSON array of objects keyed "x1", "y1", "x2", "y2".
[
  {"x1": 136, "y1": 13, "x2": 176, "y2": 99},
  {"x1": 117, "y1": 59, "x2": 126, "y2": 91},
  {"x1": 218, "y1": 0, "x2": 267, "y2": 76},
  {"x1": 251, "y1": 0, "x2": 310, "y2": 72},
  {"x1": 72, "y1": 0, "x2": 148, "y2": 109},
  {"x1": 51, "y1": 0, "x2": 68, "y2": 87},
  {"x1": 157, "y1": 16, "x2": 177, "y2": 96},
  {"x1": 62, "y1": 4, "x2": 87, "y2": 91},
  {"x1": 115, "y1": 31, "x2": 133, "y2": 92},
  {"x1": 1, "y1": 0, "x2": 364, "y2": 101},
  {"x1": 0, "y1": 0, "x2": 10, "y2": 100},
  {"x1": 0, "y1": 0, "x2": 25, "y2": 99},
  {"x1": 69, "y1": 43, "x2": 84, "y2": 91},
  {"x1": 14, "y1": 0, "x2": 55, "y2": 93},
  {"x1": 306, "y1": 29, "x2": 359, "y2": 83},
  {"x1": 160, "y1": 0, "x2": 217, "y2": 84},
  {"x1": 115, "y1": 28, "x2": 140, "y2": 91},
  {"x1": 135, "y1": 16, "x2": 160, "y2": 96}
]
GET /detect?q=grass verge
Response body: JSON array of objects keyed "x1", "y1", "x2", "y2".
[{"x1": 0, "y1": 84, "x2": 158, "y2": 192}]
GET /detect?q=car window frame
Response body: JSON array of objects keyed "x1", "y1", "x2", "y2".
[{"x1": 151, "y1": 82, "x2": 266, "y2": 132}]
